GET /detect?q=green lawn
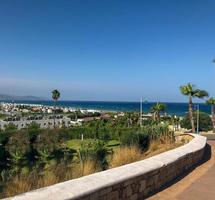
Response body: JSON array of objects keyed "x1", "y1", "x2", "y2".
[
  {"x1": 66, "y1": 139, "x2": 120, "y2": 151},
  {"x1": 66, "y1": 139, "x2": 95, "y2": 150}
]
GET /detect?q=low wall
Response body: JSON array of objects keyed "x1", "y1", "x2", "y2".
[{"x1": 6, "y1": 134, "x2": 207, "y2": 200}]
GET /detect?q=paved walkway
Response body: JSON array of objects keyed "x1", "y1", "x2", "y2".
[{"x1": 147, "y1": 140, "x2": 215, "y2": 200}]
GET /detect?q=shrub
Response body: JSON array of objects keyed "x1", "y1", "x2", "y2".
[
  {"x1": 120, "y1": 132, "x2": 150, "y2": 150},
  {"x1": 5, "y1": 131, "x2": 30, "y2": 166},
  {"x1": 78, "y1": 140, "x2": 108, "y2": 170},
  {"x1": 181, "y1": 112, "x2": 212, "y2": 132},
  {"x1": 33, "y1": 129, "x2": 67, "y2": 164},
  {"x1": 27, "y1": 122, "x2": 41, "y2": 143},
  {"x1": 120, "y1": 132, "x2": 139, "y2": 147},
  {"x1": 93, "y1": 141, "x2": 109, "y2": 170},
  {"x1": 4, "y1": 123, "x2": 18, "y2": 136}
]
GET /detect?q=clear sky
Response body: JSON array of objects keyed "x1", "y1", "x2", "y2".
[{"x1": 0, "y1": 0, "x2": 215, "y2": 102}]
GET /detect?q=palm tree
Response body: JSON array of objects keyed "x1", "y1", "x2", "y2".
[
  {"x1": 180, "y1": 83, "x2": 208, "y2": 133},
  {"x1": 206, "y1": 97, "x2": 215, "y2": 133},
  {"x1": 150, "y1": 102, "x2": 166, "y2": 121},
  {"x1": 51, "y1": 89, "x2": 60, "y2": 126}
]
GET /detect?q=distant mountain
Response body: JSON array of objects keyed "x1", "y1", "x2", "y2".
[{"x1": 0, "y1": 94, "x2": 46, "y2": 101}]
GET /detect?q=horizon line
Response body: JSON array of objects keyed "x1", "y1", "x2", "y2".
[{"x1": 1, "y1": 99, "x2": 207, "y2": 104}]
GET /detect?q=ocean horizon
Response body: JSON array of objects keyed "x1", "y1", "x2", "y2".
[{"x1": 1, "y1": 100, "x2": 211, "y2": 116}]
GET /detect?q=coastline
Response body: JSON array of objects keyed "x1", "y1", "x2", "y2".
[{"x1": 0, "y1": 100, "x2": 211, "y2": 116}]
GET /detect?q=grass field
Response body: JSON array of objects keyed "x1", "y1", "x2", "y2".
[{"x1": 66, "y1": 139, "x2": 120, "y2": 150}]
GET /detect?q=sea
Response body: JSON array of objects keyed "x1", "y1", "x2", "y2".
[{"x1": 2, "y1": 100, "x2": 211, "y2": 116}]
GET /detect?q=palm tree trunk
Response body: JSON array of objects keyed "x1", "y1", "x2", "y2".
[
  {"x1": 212, "y1": 105, "x2": 215, "y2": 133},
  {"x1": 189, "y1": 95, "x2": 195, "y2": 133},
  {"x1": 53, "y1": 100, "x2": 56, "y2": 127}
]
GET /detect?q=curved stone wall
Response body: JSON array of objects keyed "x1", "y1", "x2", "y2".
[{"x1": 5, "y1": 134, "x2": 207, "y2": 200}]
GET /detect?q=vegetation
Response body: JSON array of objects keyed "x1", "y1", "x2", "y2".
[
  {"x1": 4, "y1": 83, "x2": 214, "y2": 198},
  {"x1": 0, "y1": 115, "x2": 176, "y2": 198},
  {"x1": 150, "y1": 102, "x2": 166, "y2": 121},
  {"x1": 206, "y1": 97, "x2": 215, "y2": 133},
  {"x1": 110, "y1": 146, "x2": 142, "y2": 168},
  {"x1": 180, "y1": 83, "x2": 208, "y2": 132},
  {"x1": 180, "y1": 111, "x2": 212, "y2": 132}
]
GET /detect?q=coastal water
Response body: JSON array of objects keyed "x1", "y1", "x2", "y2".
[{"x1": 3, "y1": 100, "x2": 211, "y2": 116}]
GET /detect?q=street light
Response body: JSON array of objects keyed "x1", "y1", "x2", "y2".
[
  {"x1": 140, "y1": 97, "x2": 143, "y2": 128},
  {"x1": 139, "y1": 97, "x2": 146, "y2": 128}
]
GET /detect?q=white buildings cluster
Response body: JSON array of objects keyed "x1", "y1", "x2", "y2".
[
  {"x1": 0, "y1": 102, "x2": 101, "y2": 115},
  {"x1": 0, "y1": 102, "x2": 104, "y2": 130},
  {"x1": 0, "y1": 116, "x2": 71, "y2": 130}
]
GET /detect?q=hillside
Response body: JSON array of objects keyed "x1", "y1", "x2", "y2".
[{"x1": 0, "y1": 94, "x2": 45, "y2": 101}]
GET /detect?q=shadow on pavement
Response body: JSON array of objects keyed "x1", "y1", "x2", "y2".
[{"x1": 145, "y1": 143, "x2": 212, "y2": 199}]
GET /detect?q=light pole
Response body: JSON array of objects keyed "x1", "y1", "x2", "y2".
[
  {"x1": 139, "y1": 97, "x2": 147, "y2": 128},
  {"x1": 140, "y1": 97, "x2": 143, "y2": 128}
]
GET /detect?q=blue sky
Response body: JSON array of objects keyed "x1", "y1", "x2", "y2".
[{"x1": 0, "y1": 0, "x2": 215, "y2": 102}]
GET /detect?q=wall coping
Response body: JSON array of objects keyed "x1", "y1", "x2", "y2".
[{"x1": 5, "y1": 134, "x2": 207, "y2": 200}]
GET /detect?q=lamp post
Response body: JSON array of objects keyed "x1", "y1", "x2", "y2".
[{"x1": 140, "y1": 97, "x2": 143, "y2": 128}]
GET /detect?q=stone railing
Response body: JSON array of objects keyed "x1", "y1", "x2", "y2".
[{"x1": 5, "y1": 134, "x2": 207, "y2": 200}]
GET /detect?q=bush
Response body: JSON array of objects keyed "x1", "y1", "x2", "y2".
[
  {"x1": 120, "y1": 132, "x2": 149, "y2": 151},
  {"x1": 33, "y1": 129, "x2": 68, "y2": 164},
  {"x1": 78, "y1": 141, "x2": 108, "y2": 170},
  {"x1": 27, "y1": 122, "x2": 41, "y2": 143},
  {"x1": 4, "y1": 123, "x2": 18, "y2": 135},
  {"x1": 180, "y1": 111, "x2": 212, "y2": 132},
  {"x1": 93, "y1": 141, "x2": 108, "y2": 170},
  {"x1": 5, "y1": 131, "x2": 30, "y2": 166},
  {"x1": 120, "y1": 124, "x2": 171, "y2": 151}
]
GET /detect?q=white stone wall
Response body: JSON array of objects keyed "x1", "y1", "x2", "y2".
[{"x1": 4, "y1": 134, "x2": 207, "y2": 200}]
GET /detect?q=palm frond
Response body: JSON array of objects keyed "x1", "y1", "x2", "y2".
[
  {"x1": 206, "y1": 97, "x2": 215, "y2": 105},
  {"x1": 52, "y1": 89, "x2": 61, "y2": 101},
  {"x1": 194, "y1": 89, "x2": 209, "y2": 99}
]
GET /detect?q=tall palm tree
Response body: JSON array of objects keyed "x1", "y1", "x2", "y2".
[
  {"x1": 51, "y1": 89, "x2": 60, "y2": 126},
  {"x1": 206, "y1": 97, "x2": 215, "y2": 133},
  {"x1": 180, "y1": 83, "x2": 208, "y2": 133},
  {"x1": 150, "y1": 102, "x2": 166, "y2": 121}
]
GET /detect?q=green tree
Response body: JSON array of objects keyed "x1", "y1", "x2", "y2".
[
  {"x1": 180, "y1": 83, "x2": 208, "y2": 133},
  {"x1": 51, "y1": 89, "x2": 61, "y2": 126},
  {"x1": 206, "y1": 97, "x2": 215, "y2": 133},
  {"x1": 150, "y1": 102, "x2": 166, "y2": 121},
  {"x1": 181, "y1": 112, "x2": 212, "y2": 132}
]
